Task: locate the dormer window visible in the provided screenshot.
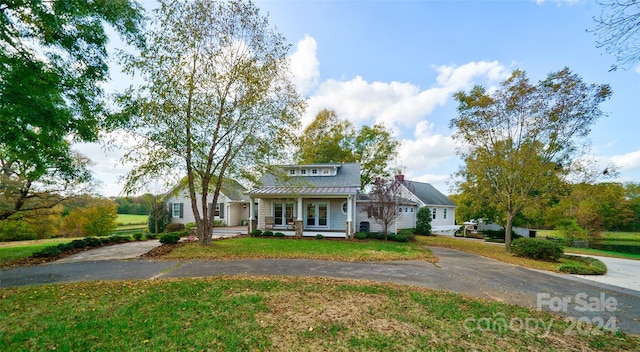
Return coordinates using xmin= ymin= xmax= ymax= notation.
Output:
xmin=323 ymin=168 xmax=329 ymax=175
xmin=289 ymin=169 xmax=295 ymax=175
xmin=312 ymin=169 xmax=318 ymax=175
xmin=301 ymin=169 xmax=307 ymax=175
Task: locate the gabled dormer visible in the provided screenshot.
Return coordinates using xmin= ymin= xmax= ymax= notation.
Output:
xmin=285 ymin=164 xmax=339 ymax=177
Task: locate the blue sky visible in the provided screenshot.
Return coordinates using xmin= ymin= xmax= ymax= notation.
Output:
xmin=88 ymin=0 xmax=640 ymax=196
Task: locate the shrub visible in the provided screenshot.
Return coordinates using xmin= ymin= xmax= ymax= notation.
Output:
xmin=274 ymin=232 xmax=285 ymax=237
xmin=185 ymin=222 xmax=197 ymax=230
xmin=559 ymin=255 xmax=607 ymax=275
xmin=262 ymin=230 xmax=273 ymax=237
xmin=84 ymin=237 xmax=102 ymax=247
xmin=70 ymin=239 xmax=88 ymax=249
xmin=32 ymin=246 xmax=62 ymax=258
xmin=164 ymin=223 xmax=185 ymax=233
xmin=56 ymin=242 xmax=75 ymax=252
xmin=391 ymin=234 xmax=409 ymax=242
xmin=415 ymin=207 xmax=432 ymax=235
xmin=160 ymin=233 xmax=181 ymax=244
xmin=213 ymin=220 xmax=225 ymax=227
xmin=511 ymin=238 xmax=563 ymax=261
xmin=482 ymin=229 xmax=522 ymax=242
xmin=148 ymin=206 xmax=170 ymax=234
xmin=397 ymin=228 xmax=416 ymax=241
xmin=146 ymin=233 xmax=157 ymax=240
xmin=110 ymin=235 xmax=131 ymax=243
xmin=250 ymin=229 xmax=262 ymax=237
xmin=100 ymin=237 xmax=112 ymax=244
xmin=355 ymin=232 xmax=368 ymax=240
xmin=133 ymin=232 xmax=143 ymax=241
xmin=315 ymin=234 xmax=324 ymax=240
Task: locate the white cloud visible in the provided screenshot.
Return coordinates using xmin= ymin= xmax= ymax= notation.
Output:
xmin=289 ymin=35 xmax=320 ymax=95
xmin=611 ymin=150 xmax=640 ymax=172
xmin=302 ymin=61 xmax=509 ymax=130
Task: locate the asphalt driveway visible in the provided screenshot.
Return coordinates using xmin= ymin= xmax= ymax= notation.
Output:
xmin=1 ymin=243 xmax=638 ymax=335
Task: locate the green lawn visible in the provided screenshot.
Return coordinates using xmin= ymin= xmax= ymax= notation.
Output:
xmin=537 ymin=230 xmax=640 ymax=242
xmin=116 ymin=214 xmax=148 ymax=226
xmin=0 ymin=277 xmax=636 ymax=351
xmin=167 ymin=237 xmax=436 ymax=262
xmin=0 ymin=238 xmax=81 ymax=267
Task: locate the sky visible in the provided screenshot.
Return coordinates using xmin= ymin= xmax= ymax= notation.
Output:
xmin=82 ymin=0 xmax=640 ymax=197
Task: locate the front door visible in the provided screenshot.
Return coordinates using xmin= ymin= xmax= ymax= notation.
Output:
xmin=305 ymin=202 xmax=328 ymax=228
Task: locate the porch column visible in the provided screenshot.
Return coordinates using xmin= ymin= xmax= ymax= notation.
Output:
xmin=346 ymin=194 xmax=354 ymax=239
xmin=248 ymin=198 xmax=254 ymax=234
xmin=295 ymin=197 xmax=303 ymax=238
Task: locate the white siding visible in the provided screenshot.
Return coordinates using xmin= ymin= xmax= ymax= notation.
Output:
xmin=166 ymin=190 xmax=238 ymax=225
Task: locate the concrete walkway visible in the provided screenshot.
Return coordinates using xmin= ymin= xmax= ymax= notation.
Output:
xmin=1 ymin=244 xmax=639 ymax=335
xmin=573 ymin=254 xmax=640 ymax=292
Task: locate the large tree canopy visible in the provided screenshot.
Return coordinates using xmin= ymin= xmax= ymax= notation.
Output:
xmin=115 ymin=0 xmax=305 ymax=244
xmin=0 ymin=0 xmax=144 ymax=220
xmin=450 ymin=68 xmax=611 ymax=250
xmin=296 ymin=109 xmax=399 ymax=189
xmin=593 ymin=0 xmax=640 ymax=71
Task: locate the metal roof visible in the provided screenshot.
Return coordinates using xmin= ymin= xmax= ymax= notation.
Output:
xmin=248 ymin=186 xmax=359 ymax=197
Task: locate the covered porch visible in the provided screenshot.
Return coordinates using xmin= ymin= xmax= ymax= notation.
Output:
xmin=247 ymin=190 xmax=359 ymax=239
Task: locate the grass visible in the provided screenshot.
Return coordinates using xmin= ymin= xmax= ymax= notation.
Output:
xmin=0 ymin=277 xmax=636 ymax=351
xmin=537 ymin=230 xmax=640 ymax=242
xmin=564 ymin=247 xmax=640 ymax=260
xmin=416 ymin=236 xmax=606 ymax=273
xmin=0 ymin=238 xmax=82 ymax=267
xmin=167 ymin=237 xmax=436 ymax=262
xmin=116 ymin=214 xmax=148 ymax=226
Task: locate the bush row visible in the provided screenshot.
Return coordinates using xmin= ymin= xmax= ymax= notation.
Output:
xmin=354 ymin=231 xmax=414 ymax=242
xmin=32 ymin=234 xmax=133 ymax=258
xmin=250 ymin=230 xmax=285 ymax=237
xmin=559 ymin=255 xmax=607 ymax=275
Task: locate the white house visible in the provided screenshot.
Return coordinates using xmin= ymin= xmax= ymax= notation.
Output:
xmin=357 ymin=174 xmax=459 ymax=236
xmin=165 ymin=179 xmax=251 ymax=227
xmin=246 ymin=164 xmax=458 ymax=238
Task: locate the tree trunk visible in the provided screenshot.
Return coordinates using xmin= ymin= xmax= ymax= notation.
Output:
xmin=505 ymin=212 xmax=515 ymax=252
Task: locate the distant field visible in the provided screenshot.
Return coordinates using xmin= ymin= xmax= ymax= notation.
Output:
xmin=537 ymin=230 xmax=640 ymax=241
xmin=116 ymin=214 xmax=148 ymax=226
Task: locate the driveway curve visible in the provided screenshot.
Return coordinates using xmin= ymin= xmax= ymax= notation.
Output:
xmin=1 ymin=245 xmax=638 ymax=335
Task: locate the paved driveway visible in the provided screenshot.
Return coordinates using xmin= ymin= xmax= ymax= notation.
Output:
xmin=1 ymin=244 xmax=638 ymax=335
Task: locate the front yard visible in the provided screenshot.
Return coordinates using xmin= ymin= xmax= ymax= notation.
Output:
xmin=1 ymin=277 xmax=637 ymax=351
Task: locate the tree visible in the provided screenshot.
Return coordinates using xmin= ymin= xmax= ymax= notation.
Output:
xmin=0 ymin=0 xmax=144 ymax=221
xmin=415 ymin=207 xmax=432 ymax=235
xmin=592 ymin=0 xmax=640 ymax=71
xmin=363 ymin=177 xmax=404 ymax=240
xmin=296 ymin=109 xmax=399 ymax=189
xmin=115 ymin=0 xmax=305 ymax=244
xmin=144 ymin=193 xmax=169 ymax=234
xmin=450 ymin=68 xmax=611 ymax=251
xmin=82 ymin=199 xmax=118 ymax=237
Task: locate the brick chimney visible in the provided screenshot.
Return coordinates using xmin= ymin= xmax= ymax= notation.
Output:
xmin=395 ymin=174 xmax=404 ymax=183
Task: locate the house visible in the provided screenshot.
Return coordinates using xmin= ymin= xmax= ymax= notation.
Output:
xmin=246 ymin=164 xmax=458 ymax=238
xmin=357 ymin=174 xmax=459 ymax=236
xmin=246 ymin=163 xmax=361 ymax=238
xmin=165 ymin=179 xmax=251 ymax=226
xmin=397 ymin=176 xmax=459 ymax=235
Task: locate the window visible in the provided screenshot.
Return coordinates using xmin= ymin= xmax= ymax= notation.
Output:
xmin=312 ymin=169 xmax=318 ymax=175
xmin=172 ymin=203 xmax=183 ymax=218
xmin=289 ymin=169 xmax=295 ymax=175
xmin=323 ymin=168 xmax=329 ymax=174
xmin=341 ymin=202 xmax=348 ymax=214
xmin=410 ymin=207 xmax=414 ymax=213
xmin=367 ymin=206 xmax=380 ymax=218
xmin=398 ymin=207 xmax=403 ymax=213
xmin=404 ymin=207 xmax=408 ymax=213
xmin=443 ymin=209 xmax=447 ymax=220
xmin=432 ymin=208 xmax=437 ymax=220
xmin=301 ymin=169 xmax=307 ymax=175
